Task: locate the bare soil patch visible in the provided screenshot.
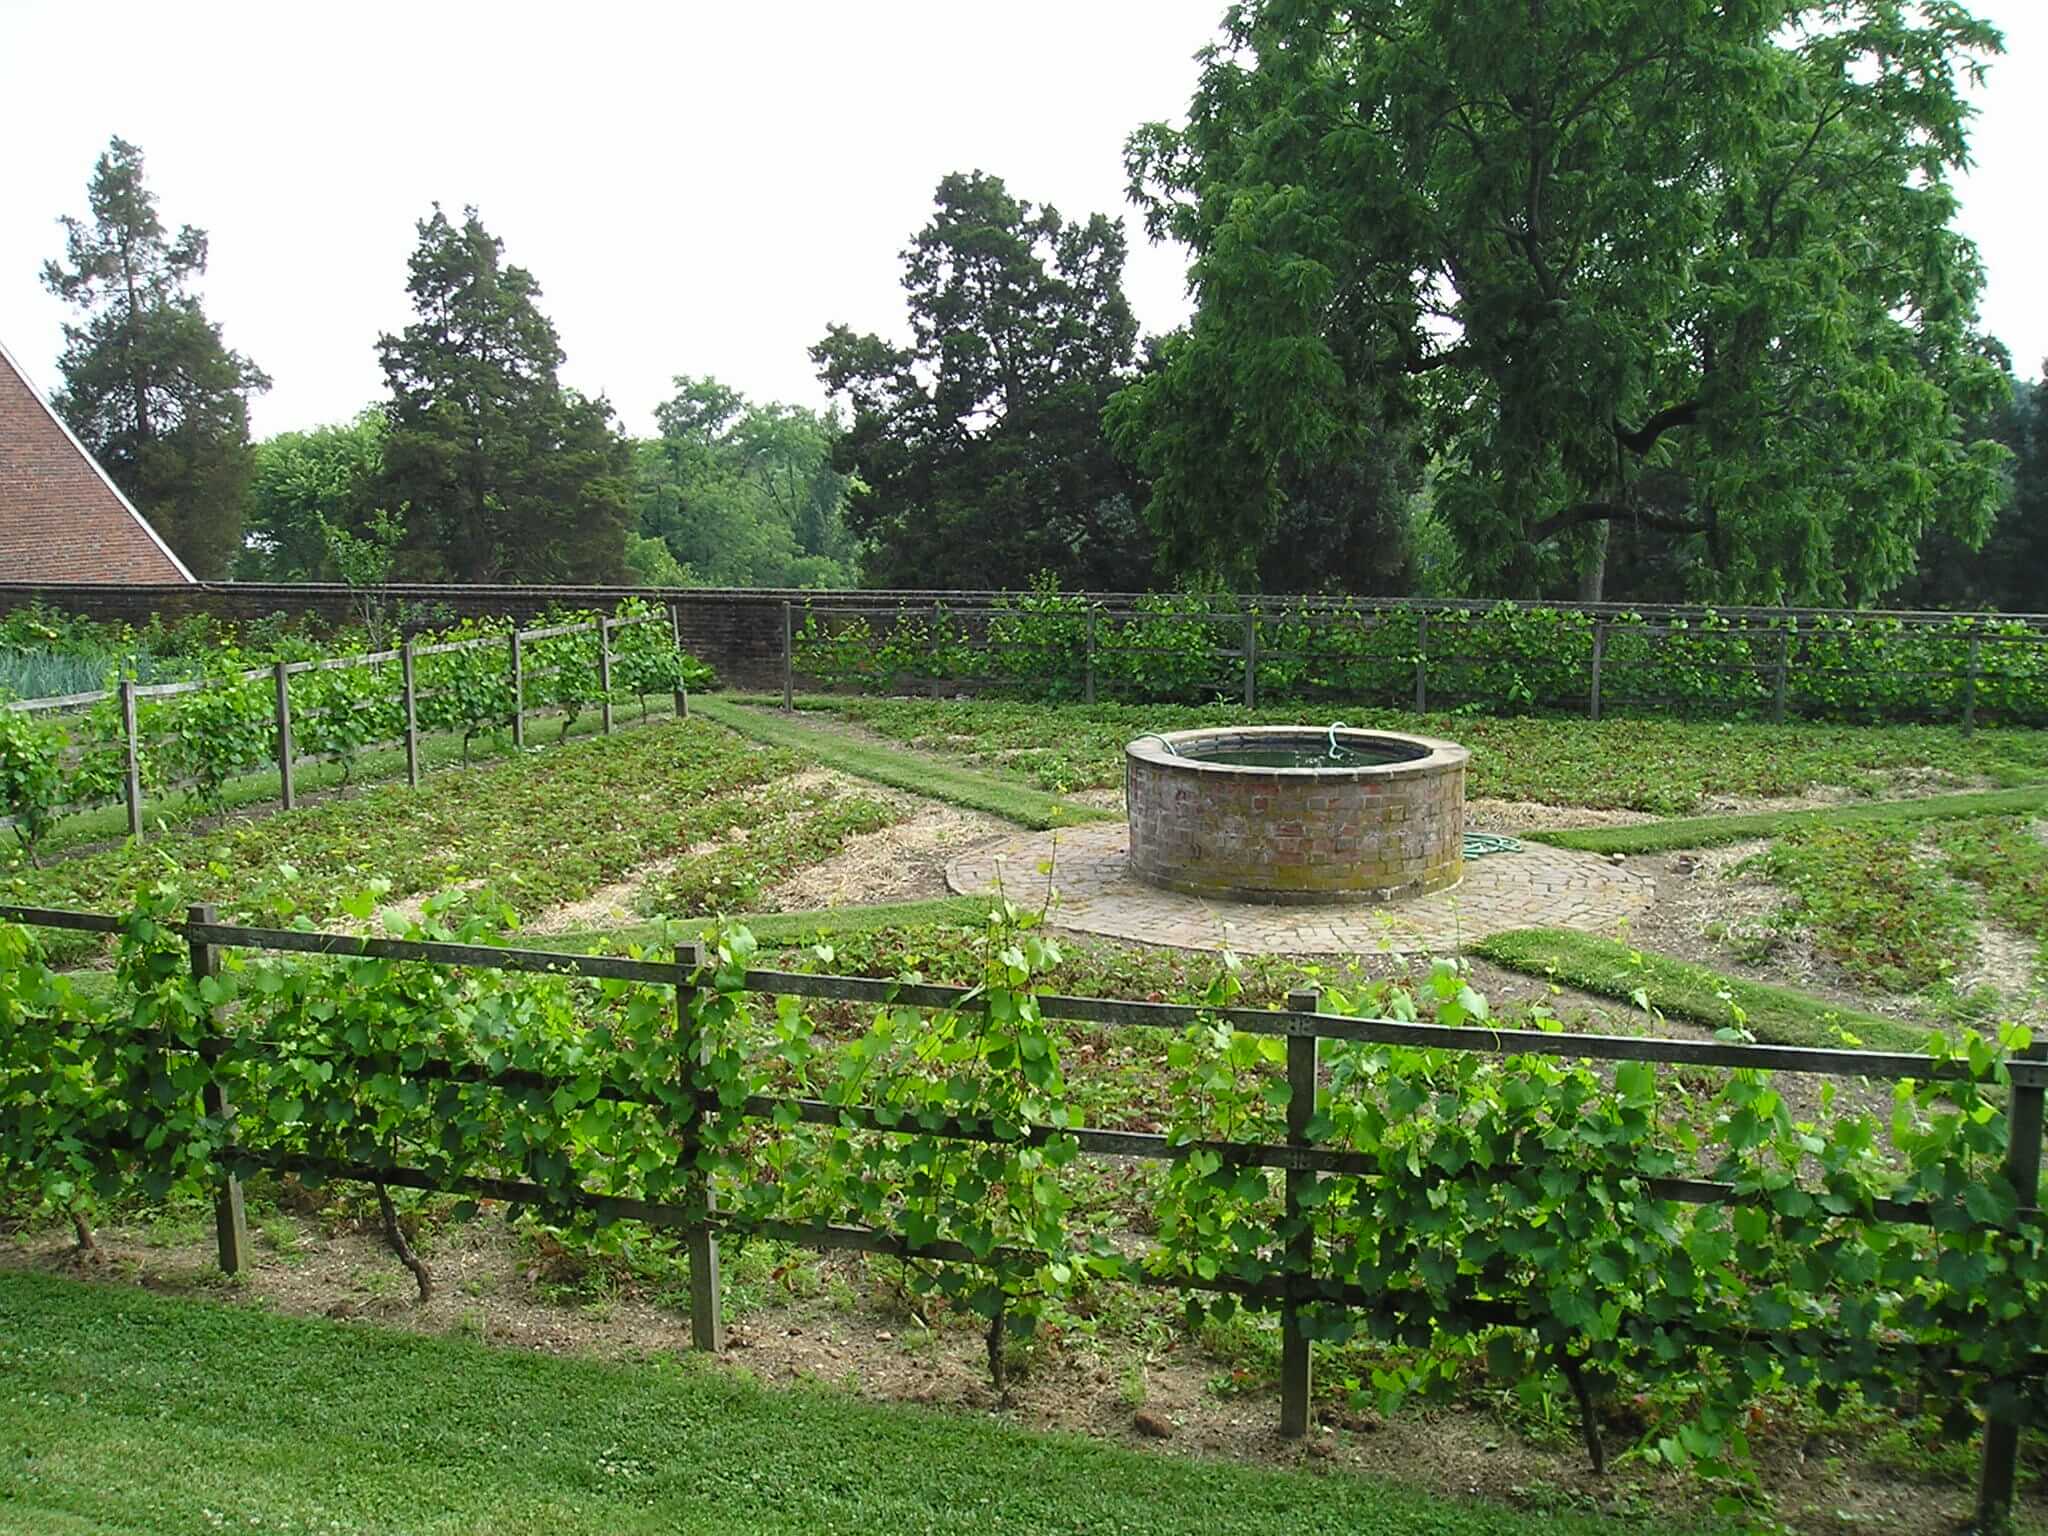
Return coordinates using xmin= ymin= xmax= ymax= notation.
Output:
xmin=1465 ymin=798 xmax=1660 ymax=833
xmin=764 ymin=801 xmax=1013 ymax=910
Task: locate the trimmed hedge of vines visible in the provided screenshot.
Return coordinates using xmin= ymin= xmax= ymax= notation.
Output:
xmin=793 ymin=587 xmax=2048 ymax=726
xmin=0 ymin=600 xmax=711 ymax=860
xmin=4 ymin=898 xmax=2045 ymax=1496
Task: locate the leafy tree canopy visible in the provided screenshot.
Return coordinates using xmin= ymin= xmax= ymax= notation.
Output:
xmin=634 ymin=376 xmax=860 ymax=588
xmin=814 ymin=171 xmax=1154 ymax=590
xmin=1892 ymin=355 xmax=2048 ymax=613
xmin=42 ymin=136 xmax=269 ymax=580
xmin=237 ymin=408 xmax=388 ymax=581
xmin=376 ymin=205 xmax=629 ymax=584
xmin=1112 ymin=0 xmax=2013 ymax=604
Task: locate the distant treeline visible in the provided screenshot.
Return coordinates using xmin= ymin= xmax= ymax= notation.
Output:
xmin=36 ymin=0 xmax=2048 ymax=611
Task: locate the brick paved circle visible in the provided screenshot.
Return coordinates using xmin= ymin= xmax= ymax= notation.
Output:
xmin=947 ymin=822 xmax=1654 ymax=956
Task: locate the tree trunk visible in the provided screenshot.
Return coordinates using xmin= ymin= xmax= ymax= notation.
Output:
xmin=1577 ymin=521 xmax=1609 ymax=603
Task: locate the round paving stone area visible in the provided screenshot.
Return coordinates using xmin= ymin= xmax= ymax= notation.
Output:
xmin=947 ymin=821 xmax=1653 ymax=956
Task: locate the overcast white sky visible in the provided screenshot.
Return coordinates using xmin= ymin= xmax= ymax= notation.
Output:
xmin=2 ymin=0 xmax=2043 ymax=441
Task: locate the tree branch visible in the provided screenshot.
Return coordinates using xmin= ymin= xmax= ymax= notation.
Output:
xmin=1530 ymin=500 xmax=1709 ymax=543
xmin=1401 ymin=345 xmax=1474 ymax=374
xmin=1612 ymin=400 xmax=1701 ymax=455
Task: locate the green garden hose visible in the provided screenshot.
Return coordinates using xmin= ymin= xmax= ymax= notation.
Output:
xmin=1463 ymin=832 xmax=1524 ymax=859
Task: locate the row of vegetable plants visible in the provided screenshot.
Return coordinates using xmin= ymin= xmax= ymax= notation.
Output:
xmin=3 ymin=896 xmax=2044 ymax=1510
xmin=0 ymin=600 xmax=712 ymax=862
xmin=792 ymin=588 xmax=2048 ymax=725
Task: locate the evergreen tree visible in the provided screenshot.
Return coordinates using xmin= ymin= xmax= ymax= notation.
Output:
xmin=375 ymin=206 xmax=629 ymax=583
xmin=813 ymin=172 xmax=1152 ymax=590
xmin=41 ymin=136 xmax=269 ymax=579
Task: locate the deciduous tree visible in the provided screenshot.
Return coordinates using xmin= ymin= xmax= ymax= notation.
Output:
xmin=42 ymin=136 xmax=269 ymax=579
xmin=634 ymin=376 xmax=859 ymax=588
xmin=238 ymin=408 xmax=388 ymax=581
xmin=1113 ymin=0 xmax=2012 ymax=604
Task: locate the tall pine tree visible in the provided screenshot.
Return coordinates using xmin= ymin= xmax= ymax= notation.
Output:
xmin=42 ymin=137 xmax=269 ymax=579
xmin=376 ymin=206 xmax=628 ymax=583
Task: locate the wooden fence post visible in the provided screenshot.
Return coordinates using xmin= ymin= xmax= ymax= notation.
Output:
xmin=1773 ymin=627 xmax=1790 ymax=725
xmin=1244 ymin=610 xmax=1259 ymax=708
xmin=1280 ymin=987 xmax=1321 ymax=1439
xmin=1084 ymin=603 xmax=1097 ymax=706
xmin=1963 ymin=632 xmax=1982 ymax=737
xmin=119 ymin=679 xmax=144 ymax=842
xmin=273 ymin=661 xmax=295 ymax=811
xmin=510 ymin=630 xmax=526 ymax=750
xmin=188 ymin=902 xmax=249 ymax=1277
xmin=782 ymin=601 xmax=795 ymax=713
xmin=676 ymin=942 xmax=724 ymax=1352
xmin=1588 ymin=622 xmax=1605 ymax=722
xmin=400 ymin=640 xmax=421 ymax=788
xmin=598 ymin=619 xmax=615 ymax=736
xmin=1414 ymin=613 xmax=1429 ymax=714
xmin=669 ymin=603 xmax=690 ymax=719
xmin=1975 ymin=1040 xmax=2047 ymax=1531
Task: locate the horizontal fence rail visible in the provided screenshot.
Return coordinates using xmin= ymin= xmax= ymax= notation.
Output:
xmin=4 ymin=896 xmax=2045 ymax=1519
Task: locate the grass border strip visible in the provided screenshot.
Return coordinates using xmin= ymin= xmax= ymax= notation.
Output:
xmin=1470 ymin=925 xmax=1926 ymax=1053
xmin=1528 ymin=786 xmax=2048 ymax=855
xmin=0 ymin=1270 xmax=1716 ymax=1536
xmin=693 ymin=695 xmax=1113 ymax=831
xmin=530 ymin=895 xmax=1003 ymax=954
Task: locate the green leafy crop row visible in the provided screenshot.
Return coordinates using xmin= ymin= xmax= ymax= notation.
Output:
xmin=795 ymin=589 xmax=2048 ymax=727
xmin=0 ymin=600 xmax=713 ymax=859
xmin=6 ymin=899 xmax=2046 ymax=1493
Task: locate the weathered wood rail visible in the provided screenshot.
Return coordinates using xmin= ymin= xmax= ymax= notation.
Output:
xmin=3 ymin=899 xmax=2042 ymax=1527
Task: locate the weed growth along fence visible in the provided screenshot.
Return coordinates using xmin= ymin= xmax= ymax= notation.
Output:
xmin=5 ymin=899 xmax=2048 ymax=1528
xmin=0 ymin=602 xmax=707 ymax=859
xmin=784 ymin=592 xmax=2048 ymax=729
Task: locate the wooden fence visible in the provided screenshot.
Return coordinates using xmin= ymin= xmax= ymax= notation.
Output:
xmin=4 ymin=900 xmax=2044 ymax=1526
xmin=782 ymin=597 xmax=2048 ymax=729
xmin=3 ymin=611 xmax=686 ymax=839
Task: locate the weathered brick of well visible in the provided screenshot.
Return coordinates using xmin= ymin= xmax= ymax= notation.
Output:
xmin=1125 ymin=729 xmax=1467 ymax=904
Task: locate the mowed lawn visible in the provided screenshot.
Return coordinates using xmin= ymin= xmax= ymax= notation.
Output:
xmin=0 ymin=1272 xmax=1703 ymax=1536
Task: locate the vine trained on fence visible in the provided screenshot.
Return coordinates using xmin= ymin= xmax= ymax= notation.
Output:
xmin=0 ymin=600 xmax=711 ymax=860
xmin=788 ymin=588 xmax=2048 ymax=729
xmin=3 ymin=896 xmax=2046 ymax=1527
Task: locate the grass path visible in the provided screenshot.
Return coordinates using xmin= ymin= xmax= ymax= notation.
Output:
xmin=1527 ymin=786 xmax=2048 ymax=855
xmin=0 ymin=1271 xmax=1704 ymax=1536
xmin=532 ymin=894 xmax=1005 ymax=955
xmin=694 ymin=696 xmax=1114 ymax=831
xmin=1471 ymin=928 xmax=1927 ymax=1051
xmin=770 ymin=695 xmax=2048 ymax=813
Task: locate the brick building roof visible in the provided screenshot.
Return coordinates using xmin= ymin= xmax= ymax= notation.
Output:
xmin=0 ymin=337 xmax=193 ymax=583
